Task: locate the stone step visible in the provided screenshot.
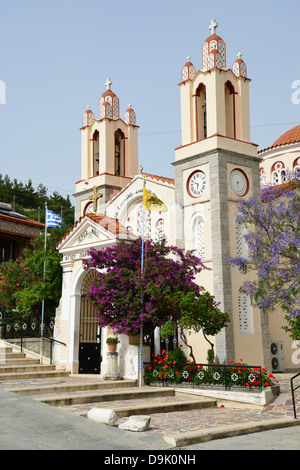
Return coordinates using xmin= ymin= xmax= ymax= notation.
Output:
xmin=0 ymin=370 xmax=70 ymax=381
xmin=0 ymin=357 xmax=40 ymax=366
xmin=33 ymin=387 xmax=176 ymax=407
xmin=0 ymin=364 xmax=56 ymax=374
xmin=70 ymin=395 xmax=217 ymax=418
xmin=0 ymin=346 xmax=13 ymax=353
xmin=111 ymin=397 xmax=217 ymax=418
xmin=0 ymin=352 xmax=27 ymax=359
xmin=9 ymin=379 xmax=137 ymax=396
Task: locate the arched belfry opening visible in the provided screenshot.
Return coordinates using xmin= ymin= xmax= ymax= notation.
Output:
xmin=78 ymin=270 xmax=101 ymax=374
xmin=92 ymin=130 xmax=99 ymax=176
xmin=114 ymin=128 xmax=125 ymax=176
xmin=195 ymin=83 xmax=207 ymax=140
xmin=225 ymin=80 xmax=236 ymax=139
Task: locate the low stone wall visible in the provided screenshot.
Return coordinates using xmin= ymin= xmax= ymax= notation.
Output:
xmin=175 ymin=385 xmax=280 ymax=407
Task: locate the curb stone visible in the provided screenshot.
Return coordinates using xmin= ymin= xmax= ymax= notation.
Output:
xmin=163 ymin=417 xmax=300 ymax=447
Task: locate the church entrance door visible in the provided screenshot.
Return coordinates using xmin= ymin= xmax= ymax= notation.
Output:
xmin=78 ymin=270 xmax=101 ymax=374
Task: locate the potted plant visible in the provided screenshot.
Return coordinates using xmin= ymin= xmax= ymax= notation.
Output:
xmin=106 ymin=336 xmax=120 ymax=352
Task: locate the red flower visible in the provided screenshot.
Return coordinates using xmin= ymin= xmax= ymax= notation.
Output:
xmin=162 ymin=349 xmax=166 ymax=354
xmin=179 ymin=344 xmax=183 ymax=348
xmin=265 ymin=382 xmax=270 ymax=387
xmin=164 ymin=365 xmax=168 ymax=369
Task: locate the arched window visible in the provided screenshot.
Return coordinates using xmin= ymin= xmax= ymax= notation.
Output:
xmin=155 ymin=218 xmax=165 ymax=241
xmin=92 ymin=130 xmax=99 ymax=176
xmin=293 ymin=157 xmax=300 ymax=177
xmin=238 ymin=288 xmax=254 ymax=334
xmin=234 ymin=213 xmax=248 ymax=258
xmin=191 ymin=214 xmax=205 ymax=259
xmin=225 ymin=81 xmax=236 ymax=139
xmin=136 ymin=203 xmax=151 ymax=239
xmin=195 ymin=83 xmax=207 ymax=140
xmin=260 ymin=168 xmax=266 ymax=187
xmin=202 ymin=42 xmax=209 ymax=71
xmin=271 ymin=162 xmax=286 ymax=185
xmin=114 ymin=129 xmax=125 ymax=176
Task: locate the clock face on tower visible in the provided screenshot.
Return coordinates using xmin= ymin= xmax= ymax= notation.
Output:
xmin=187 ymin=170 xmax=206 ymax=197
xmin=229 ymin=169 xmax=248 ymax=196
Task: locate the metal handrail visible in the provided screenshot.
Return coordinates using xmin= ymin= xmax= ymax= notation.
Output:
xmin=0 ymin=318 xmax=66 ymax=364
xmin=291 ymin=372 xmax=300 ymax=419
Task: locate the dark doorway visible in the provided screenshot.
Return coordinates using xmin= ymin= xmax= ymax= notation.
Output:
xmin=78 ymin=270 xmax=101 ymax=374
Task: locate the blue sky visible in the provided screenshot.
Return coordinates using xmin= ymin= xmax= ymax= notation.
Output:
xmin=0 ymin=0 xmax=299 ymax=202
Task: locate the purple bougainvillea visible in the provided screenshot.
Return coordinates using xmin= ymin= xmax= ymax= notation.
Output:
xmin=83 ymin=238 xmax=211 ymax=336
xmin=227 ymin=175 xmax=300 ymax=340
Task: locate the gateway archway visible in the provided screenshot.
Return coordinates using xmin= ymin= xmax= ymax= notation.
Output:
xmin=78 ymin=270 xmax=101 ymax=374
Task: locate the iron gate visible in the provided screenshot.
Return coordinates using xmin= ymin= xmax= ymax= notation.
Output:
xmin=79 ymin=270 xmax=101 ymax=374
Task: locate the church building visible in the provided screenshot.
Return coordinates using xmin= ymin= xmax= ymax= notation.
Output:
xmin=54 ymin=20 xmax=299 ymax=379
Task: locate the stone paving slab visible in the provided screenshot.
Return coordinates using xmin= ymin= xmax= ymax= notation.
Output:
xmin=0 ymin=362 xmax=299 ymax=449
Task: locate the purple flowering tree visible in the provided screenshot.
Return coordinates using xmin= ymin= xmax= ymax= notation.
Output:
xmin=227 ymin=177 xmax=300 ymax=340
xmin=83 ymin=238 xmax=227 ymax=339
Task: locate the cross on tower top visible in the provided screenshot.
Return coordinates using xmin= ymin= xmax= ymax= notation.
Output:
xmin=105 ymin=77 xmax=112 ymax=90
xmin=209 ymin=19 xmax=218 ymax=35
xmin=237 ymin=52 xmax=242 ymax=59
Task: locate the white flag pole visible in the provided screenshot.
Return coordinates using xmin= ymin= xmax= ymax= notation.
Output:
xmin=139 ymin=178 xmax=146 ymax=387
xmin=40 ymin=203 xmax=47 ymax=364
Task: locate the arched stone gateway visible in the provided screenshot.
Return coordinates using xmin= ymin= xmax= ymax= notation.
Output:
xmin=78 ymin=270 xmax=101 ymax=374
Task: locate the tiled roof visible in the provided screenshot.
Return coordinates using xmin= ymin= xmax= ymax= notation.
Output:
xmin=142 ymin=173 xmax=174 ymax=185
xmin=86 ymin=213 xmax=128 ymax=234
xmin=0 ymin=211 xmax=45 ymax=228
xmin=259 ymin=125 xmax=300 ymax=154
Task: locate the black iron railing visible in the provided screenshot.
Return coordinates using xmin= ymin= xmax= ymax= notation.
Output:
xmin=0 ymin=317 xmax=66 ymax=364
xmin=291 ymin=372 xmax=300 ymax=419
xmin=144 ymin=362 xmax=264 ymax=392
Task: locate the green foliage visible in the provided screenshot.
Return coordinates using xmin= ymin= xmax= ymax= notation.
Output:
xmin=174 ymin=291 xmax=230 ymax=336
xmin=166 ymin=346 xmax=187 ymax=364
xmin=206 ymin=348 xmax=214 ymax=364
xmin=0 ymin=174 xmax=74 ymax=227
xmin=106 ymin=337 xmax=120 ymax=344
xmin=0 ymin=228 xmax=66 ymax=323
xmin=160 ymin=320 xmax=175 ymax=340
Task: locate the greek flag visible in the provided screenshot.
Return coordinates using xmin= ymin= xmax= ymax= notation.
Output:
xmin=46 ymin=209 xmax=63 ymax=228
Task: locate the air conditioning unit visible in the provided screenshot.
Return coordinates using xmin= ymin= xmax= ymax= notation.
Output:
xmin=270 ymin=341 xmax=285 ymax=372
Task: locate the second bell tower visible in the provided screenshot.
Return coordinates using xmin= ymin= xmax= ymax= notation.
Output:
xmin=74 ymin=79 xmax=139 ymax=219
xmin=173 ymin=20 xmax=269 ymax=367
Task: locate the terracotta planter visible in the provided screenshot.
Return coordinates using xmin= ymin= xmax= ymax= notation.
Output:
xmin=107 ymin=343 xmax=117 ymax=352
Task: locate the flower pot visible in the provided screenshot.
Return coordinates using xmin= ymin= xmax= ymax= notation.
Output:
xmin=107 ymin=343 xmax=117 ymax=352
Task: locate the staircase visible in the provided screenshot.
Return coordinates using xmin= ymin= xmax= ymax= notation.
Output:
xmin=0 ymin=341 xmax=69 ymax=381
xmin=0 ymin=341 xmax=217 ymax=418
